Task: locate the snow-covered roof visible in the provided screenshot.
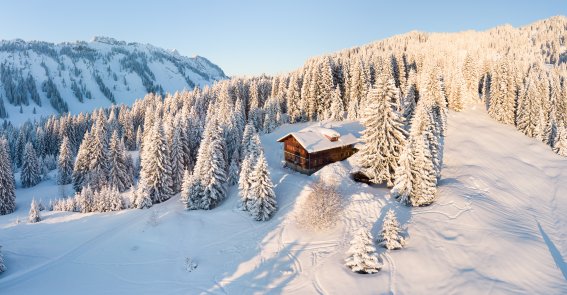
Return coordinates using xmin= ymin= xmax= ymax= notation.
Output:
xmin=277 ymin=122 xmax=361 ymax=153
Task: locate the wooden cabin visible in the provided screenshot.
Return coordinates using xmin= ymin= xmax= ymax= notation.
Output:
xmin=277 ymin=125 xmax=361 ymax=175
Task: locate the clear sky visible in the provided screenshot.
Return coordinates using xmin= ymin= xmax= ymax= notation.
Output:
xmin=0 ymin=0 xmax=565 ymax=76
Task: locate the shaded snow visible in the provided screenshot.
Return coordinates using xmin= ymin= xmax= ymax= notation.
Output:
xmin=1 ymin=109 xmax=567 ymax=294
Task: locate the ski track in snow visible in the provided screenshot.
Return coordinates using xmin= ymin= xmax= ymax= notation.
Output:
xmin=383 ymin=252 xmax=396 ymax=295
xmin=1 ymin=211 xmax=142 ymax=291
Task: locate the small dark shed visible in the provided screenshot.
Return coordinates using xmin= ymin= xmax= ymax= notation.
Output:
xmin=277 ymin=125 xmax=361 ymax=175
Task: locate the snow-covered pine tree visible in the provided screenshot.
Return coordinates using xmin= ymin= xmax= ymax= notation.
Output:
xmin=86 ymin=118 xmax=110 ymax=191
xmin=0 ymin=138 xmax=16 ymax=215
xmin=488 ymin=59 xmax=516 ymax=125
xmin=358 ymin=74 xmax=407 ymax=187
xmin=0 ymin=245 xmax=6 ymax=273
xmin=77 ymin=185 xmax=94 ymax=213
xmin=181 ymin=171 xmax=203 ymax=210
xmin=57 ymin=136 xmax=73 ymax=185
xmin=516 ymin=74 xmax=541 ymax=138
xmin=28 ymin=198 xmax=41 ymax=223
xmin=401 ymin=75 xmax=417 ymax=129
xmin=329 ymin=86 xmax=344 ymax=121
xmin=379 ymin=209 xmax=406 ymax=250
xmin=317 ymin=57 xmax=335 ymax=119
xmin=184 ymin=116 xmax=227 ymax=210
xmin=553 ymin=122 xmax=567 ymax=156
xmin=180 ymin=169 xmax=192 ymax=203
xmin=263 ymin=97 xmax=280 ymax=133
xmin=169 ymin=126 xmax=185 ymax=194
xmin=108 ymin=131 xmax=133 ymax=192
xmin=409 ymin=134 xmax=437 ymax=206
xmin=240 ymin=123 xmax=255 ymax=160
xmin=390 ymin=140 xmax=413 ymax=205
xmin=140 ymin=121 xmax=174 ymax=204
xmin=227 ymin=149 xmax=240 ymax=186
xmin=21 ymin=142 xmax=41 ymax=188
xmin=238 ymin=155 xmax=254 ymax=210
xmin=135 ymin=127 xmax=143 ymax=150
xmin=199 ymin=119 xmax=227 ymax=210
xmin=409 ymin=95 xmax=443 ymax=180
xmin=247 ymin=152 xmax=277 ymax=221
xmin=133 ymin=182 xmax=153 ymax=209
xmin=286 ymin=74 xmax=302 ymax=123
xmin=345 ymin=228 xmax=382 ymax=274
xmin=72 ymin=130 xmax=92 ymax=192
xmin=95 ymin=185 xmax=123 ymax=212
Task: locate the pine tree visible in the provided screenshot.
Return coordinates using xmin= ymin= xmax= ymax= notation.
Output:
xmin=286 ymin=74 xmax=302 ymax=123
xmin=133 ymin=182 xmax=153 ymax=209
xmin=169 ymin=126 xmax=185 ymax=193
xmin=182 ymin=172 xmax=203 ymax=210
xmin=358 ymin=75 xmax=407 ymax=187
xmin=238 ymin=155 xmax=254 ymax=210
xmin=180 ymin=169 xmax=192 ymax=203
xmin=72 ymin=131 xmax=92 ymax=192
xmin=240 ymin=123 xmax=256 ymax=161
xmin=390 ymin=141 xmax=413 ymax=205
xmin=77 ymin=185 xmax=94 ymax=213
xmin=28 ymin=198 xmax=41 ymax=223
xmin=57 ymin=136 xmax=73 ymax=185
xmin=379 ymin=209 xmax=405 ymax=250
xmin=140 ymin=121 xmax=174 ymax=204
xmin=409 ymin=134 xmax=437 ymax=206
xmin=185 ymin=117 xmax=227 ymax=210
xmin=553 ymin=122 xmax=567 ymax=157
xmin=488 ymin=60 xmax=516 ymax=125
xmin=345 ymin=228 xmax=382 ymax=274
xmin=94 ymin=185 xmax=123 ymax=212
xmin=87 ymin=119 xmax=110 ymax=191
xmin=247 ymin=152 xmax=277 ymax=221
xmin=0 ymin=245 xmax=6 ymax=273
xmin=199 ymin=120 xmax=227 ymax=209
xmin=135 ymin=127 xmax=143 ymax=150
xmin=0 ymin=138 xmax=16 ymax=215
xmin=21 ymin=142 xmax=41 ymax=188
xmin=329 ymin=86 xmax=344 ymax=121
xmin=108 ymin=131 xmax=133 ymax=192
xmin=517 ymin=73 xmax=542 ymax=138
xmin=401 ymin=80 xmax=417 ymax=129
xmin=227 ymin=150 xmax=240 ymax=186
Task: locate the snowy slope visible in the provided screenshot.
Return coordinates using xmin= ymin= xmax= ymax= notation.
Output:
xmin=1 ymin=107 xmax=567 ymax=294
xmin=0 ymin=37 xmax=226 ymax=124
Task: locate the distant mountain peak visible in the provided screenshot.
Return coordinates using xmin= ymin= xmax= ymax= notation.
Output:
xmin=0 ymin=37 xmax=227 ymax=124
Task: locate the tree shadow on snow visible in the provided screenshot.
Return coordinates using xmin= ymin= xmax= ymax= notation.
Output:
xmin=206 ymin=240 xmax=307 ymax=294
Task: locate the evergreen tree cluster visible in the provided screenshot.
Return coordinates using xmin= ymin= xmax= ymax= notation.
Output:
xmin=0 ymin=138 xmax=16 ymax=215
xmin=51 ymin=184 xmax=124 ymax=213
xmin=1 ymin=16 xmax=567 ymax=217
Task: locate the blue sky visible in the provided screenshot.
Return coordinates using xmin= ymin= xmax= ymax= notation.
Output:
xmin=0 ymin=0 xmax=565 ymax=76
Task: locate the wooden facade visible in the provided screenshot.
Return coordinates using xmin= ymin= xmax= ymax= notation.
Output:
xmin=279 ymin=135 xmax=357 ymax=175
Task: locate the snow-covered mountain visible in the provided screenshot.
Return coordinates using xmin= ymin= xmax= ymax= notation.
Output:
xmin=0 ymin=36 xmax=226 ymax=124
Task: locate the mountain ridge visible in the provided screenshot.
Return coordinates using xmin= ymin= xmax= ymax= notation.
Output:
xmin=0 ymin=36 xmax=227 ymax=124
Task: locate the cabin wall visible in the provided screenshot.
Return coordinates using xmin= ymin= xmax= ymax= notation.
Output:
xmin=283 ymin=137 xmax=310 ymax=170
xmin=309 ymin=145 xmax=357 ymax=171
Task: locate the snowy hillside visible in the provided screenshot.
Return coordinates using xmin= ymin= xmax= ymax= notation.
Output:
xmin=1 ymin=107 xmax=566 ymax=294
xmin=0 ymin=36 xmax=226 ymax=124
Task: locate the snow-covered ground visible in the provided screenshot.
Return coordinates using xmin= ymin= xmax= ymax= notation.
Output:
xmin=1 ymin=107 xmax=567 ymax=294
